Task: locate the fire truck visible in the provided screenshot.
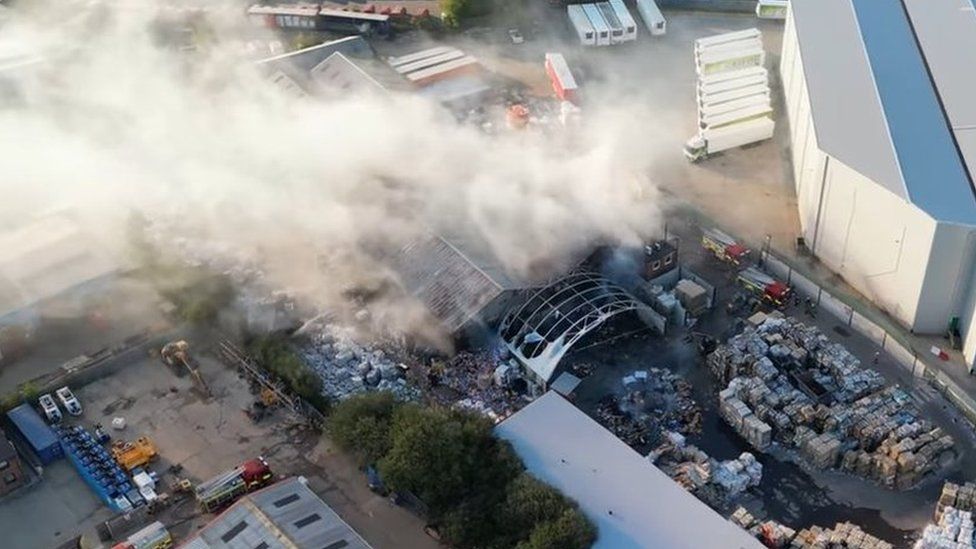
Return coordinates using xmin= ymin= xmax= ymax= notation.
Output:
xmin=737 ymin=267 xmax=791 ymax=307
xmin=195 ymin=457 xmax=274 ymax=512
xmin=702 ymin=228 xmax=750 ymax=265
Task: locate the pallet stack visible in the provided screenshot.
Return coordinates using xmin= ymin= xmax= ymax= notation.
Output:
xmin=708 ymin=315 xmax=955 ymax=489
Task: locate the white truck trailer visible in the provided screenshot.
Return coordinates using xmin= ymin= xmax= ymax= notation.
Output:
xmin=583 ymin=4 xmax=611 ymax=46
xmin=757 ymin=0 xmax=789 ymax=20
xmin=698 ymin=66 xmax=767 ymax=86
xmin=635 ymin=0 xmax=666 ymax=35
xmin=698 ymin=73 xmax=769 ymax=95
xmin=699 ymin=83 xmax=770 ymax=106
xmin=699 ymin=93 xmax=771 ymax=119
xmin=696 ymin=45 xmax=765 ymax=75
xmin=694 ymin=28 xmax=761 ymax=51
xmin=608 ymin=0 xmax=638 ymax=42
xmin=699 ymin=103 xmax=773 ymax=130
xmin=567 ymin=4 xmax=596 ymax=46
xmin=597 ymin=2 xmax=625 ymax=44
xmin=684 ymin=117 xmax=775 ymax=162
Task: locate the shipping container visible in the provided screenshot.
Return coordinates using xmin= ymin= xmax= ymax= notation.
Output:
xmin=696 ymin=46 xmax=765 ymax=76
xmin=696 ymin=38 xmax=764 ymax=59
xmin=699 ymin=94 xmax=771 ymax=120
xmin=582 ymin=4 xmax=611 ymax=46
xmin=608 ymin=0 xmax=638 ymax=42
xmin=699 ymin=103 xmax=773 ymax=130
xmin=545 ymin=53 xmax=579 ymax=104
xmin=698 ymin=73 xmax=769 ymax=96
xmin=695 ymin=28 xmax=761 ymax=51
xmin=388 ymin=46 xmax=455 ymax=68
xmin=393 ymin=50 xmax=466 ymax=75
xmin=567 ymin=5 xmax=596 ymax=46
xmin=405 ymin=56 xmax=479 ymax=86
xmin=757 ymin=0 xmax=789 ymax=20
xmin=698 ymin=66 xmax=767 ymax=86
xmin=699 ymin=83 xmax=770 ymax=106
xmin=597 ymin=2 xmax=625 ymax=43
xmin=6 ymin=403 xmax=63 ymax=464
xmin=636 ymin=0 xmax=666 ymax=36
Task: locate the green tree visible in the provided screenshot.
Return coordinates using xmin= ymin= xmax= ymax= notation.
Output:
xmin=516 ymin=509 xmax=597 ymax=549
xmin=438 ymin=0 xmax=490 ymax=28
xmin=248 ymin=336 xmax=328 ymax=412
xmin=328 ymin=392 xmax=400 ymax=464
xmin=378 ymin=406 xmax=522 ymax=517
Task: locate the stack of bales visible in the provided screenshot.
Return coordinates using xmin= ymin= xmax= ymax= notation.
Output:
xmin=915 ymin=507 xmax=974 ymax=549
xmin=790 ymin=522 xmax=892 ymax=549
xmin=937 ymin=482 xmax=976 ymax=521
xmin=708 ymin=315 xmax=954 ymax=489
xmin=719 ymin=387 xmax=772 ymax=450
xmin=713 ymin=452 xmax=763 ymax=497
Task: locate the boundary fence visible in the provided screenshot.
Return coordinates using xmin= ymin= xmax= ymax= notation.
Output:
xmin=760 ymin=250 xmax=976 ymax=426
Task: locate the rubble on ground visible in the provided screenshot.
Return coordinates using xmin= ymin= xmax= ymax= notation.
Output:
xmin=708 ymin=315 xmax=954 ymax=489
xmin=595 ymin=368 xmax=702 ymax=451
xmin=651 ymin=431 xmax=761 ymax=503
xmin=297 ymin=322 xmax=422 ymax=402
xmin=422 ymin=351 xmax=527 ymax=422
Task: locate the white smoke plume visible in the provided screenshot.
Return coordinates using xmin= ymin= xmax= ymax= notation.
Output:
xmin=0 ymin=1 xmax=663 ymax=340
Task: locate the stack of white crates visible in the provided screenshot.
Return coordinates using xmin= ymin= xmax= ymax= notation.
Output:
xmin=566 ymin=1 xmax=637 ymax=46
xmin=684 ymin=28 xmax=775 ymax=161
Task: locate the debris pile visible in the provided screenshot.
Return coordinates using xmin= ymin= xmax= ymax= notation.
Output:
xmin=596 ymin=369 xmax=702 ymax=450
xmin=937 ymin=482 xmax=976 ymax=521
xmin=915 ymin=507 xmax=974 ymax=549
xmin=731 ymin=508 xmax=796 ymax=548
xmin=651 ymin=432 xmax=762 ymax=502
xmin=708 ymin=315 xmax=954 ymax=489
xmin=790 ymin=522 xmax=893 ymax=549
xmin=423 ymin=351 xmax=526 ymax=421
xmin=298 ymin=324 xmax=421 ymax=402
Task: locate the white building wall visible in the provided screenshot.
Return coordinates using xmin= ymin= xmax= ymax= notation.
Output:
xmin=916 ymin=224 xmax=976 ymax=334
xmin=781 ymin=8 xmax=826 ymax=248
xmin=813 ymin=159 xmax=935 ymax=328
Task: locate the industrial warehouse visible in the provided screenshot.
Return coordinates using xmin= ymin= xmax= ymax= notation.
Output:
xmin=782 ymin=0 xmax=976 ymax=369
xmin=1 ymin=1 xmax=976 ymax=549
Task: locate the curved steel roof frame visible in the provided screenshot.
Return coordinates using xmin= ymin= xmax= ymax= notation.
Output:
xmin=500 ymin=272 xmax=652 ymax=383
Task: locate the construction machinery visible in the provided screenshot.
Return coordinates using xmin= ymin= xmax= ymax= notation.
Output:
xmin=195 ymin=457 xmax=274 ymax=512
xmin=160 ymin=340 xmax=211 ymax=397
xmin=737 ymin=267 xmax=791 ymax=307
xmin=702 ymin=228 xmax=750 ymax=265
xmin=112 ymin=436 xmax=158 ymax=471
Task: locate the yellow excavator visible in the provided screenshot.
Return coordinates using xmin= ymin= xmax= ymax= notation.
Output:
xmin=160 ymin=340 xmax=211 ymax=397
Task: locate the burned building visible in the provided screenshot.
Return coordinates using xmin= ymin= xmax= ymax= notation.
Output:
xmin=0 ymin=436 xmax=26 ymax=497
xmin=643 ymin=239 xmax=678 ymax=280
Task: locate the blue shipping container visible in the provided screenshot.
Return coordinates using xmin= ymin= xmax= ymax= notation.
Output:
xmin=6 ymin=403 xmax=63 ymax=464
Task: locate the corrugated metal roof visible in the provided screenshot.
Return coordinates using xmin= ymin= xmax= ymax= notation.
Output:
xmin=310 ymin=52 xmax=398 ymax=94
xmin=256 ymin=36 xmax=374 ymax=73
xmin=6 ymin=404 xmax=59 ymax=451
xmin=0 ymin=214 xmax=119 ymax=319
xmin=181 ymin=477 xmax=371 ymax=549
xmin=389 ymin=235 xmax=510 ymax=331
xmin=495 ymin=392 xmax=765 ymax=549
xmin=791 ymin=0 xmax=976 ymax=225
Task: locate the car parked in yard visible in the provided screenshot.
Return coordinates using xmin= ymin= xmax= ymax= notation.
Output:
xmin=38 ymin=394 xmax=62 ymax=423
xmin=56 ymin=386 xmax=82 ymax=416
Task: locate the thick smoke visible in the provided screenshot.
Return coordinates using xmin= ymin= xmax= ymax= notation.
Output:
xmin=0 ymin=2 xmax=662 ymax=340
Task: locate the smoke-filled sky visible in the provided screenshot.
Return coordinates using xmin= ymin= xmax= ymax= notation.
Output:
xmin=0 ymin=1 xmax=664 ymax=334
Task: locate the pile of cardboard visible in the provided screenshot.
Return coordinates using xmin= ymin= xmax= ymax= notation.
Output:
xmin=915 ymin=506 xmax=974 ymax=549
xmin=708 ymin=315 xmax=954 ymax=489
xmin=937 ymin=482 xmax=976 ymax=521
xmin=790 ymin=522 xmax=892 ymax=549
xmin=651 ymin=433 xmax=761 ymax=501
